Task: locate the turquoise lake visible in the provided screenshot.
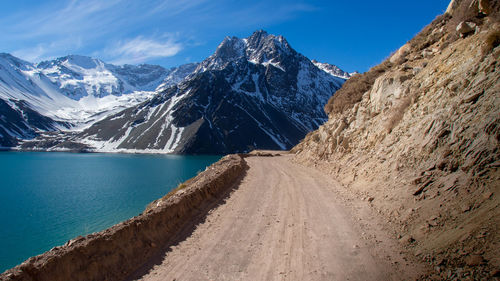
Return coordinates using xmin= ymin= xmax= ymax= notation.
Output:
xmin=0 ymin=151 xmax=221 ymax=272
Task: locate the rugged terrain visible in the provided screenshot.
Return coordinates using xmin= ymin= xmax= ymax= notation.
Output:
xmin=293 ymin=0 xmax=500 ymax=279
xmin=3 ymin=0 xmax=498 ymax=280
xmin=1 ymin=31 xmax=349 ymax=153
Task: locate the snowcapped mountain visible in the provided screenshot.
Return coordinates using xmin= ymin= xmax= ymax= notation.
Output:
xmin=155 ymin=63 xmax=199 ymax=92
xmin=0 ymin=53 xmax=196 ymax=146
xmin=74 ymin=30 xmax=347 ymax=154
xmin=0 ymin=53 xmax=74 ymax=146
xmin=1 ymin=31 xmax=349 ymax=152
xmin=37 ymin=55 xmax=176 ymax=100
xmin=311 ymin=60 xmax=351 ymax=79
xmin=0 ymin=53 xmax=77 ymax=115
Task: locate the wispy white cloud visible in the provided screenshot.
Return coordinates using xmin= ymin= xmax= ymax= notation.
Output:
xmin=11 ymin=37 xmax=83 ymax=62
xmin=2 ymin=0 xmax=124 ymax=40
xmin=1 ymin=0 xmax=316 ymax=65
xmin=1 ymin=0 xmax=127 ymax=61
xmin=101 ymin=35 xmax=183 ymax=65
xmin=11 ymin=45 xmax=47 ymax=63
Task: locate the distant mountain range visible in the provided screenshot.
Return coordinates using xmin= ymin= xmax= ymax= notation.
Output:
xmin=0 ymin=30 xmax=350 ymax=153
xmin=0 ymin=53 xmax=196 ymax=147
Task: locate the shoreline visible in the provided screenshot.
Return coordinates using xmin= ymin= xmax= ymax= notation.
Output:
xmin=0 ymin=153 xmax=248 ymax=281
xmin=0 ymin=147 xmax=230 ymax=156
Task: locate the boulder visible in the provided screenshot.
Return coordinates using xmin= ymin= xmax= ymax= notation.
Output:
xmin=390 ymin=43 xmax=411 ymax=64
xmin=456 ymin=21 xmax=477 ymax=37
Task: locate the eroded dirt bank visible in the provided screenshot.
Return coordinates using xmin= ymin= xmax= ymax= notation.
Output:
xmin=130 ymin=154 xmax=425 ymax=281
xmin=293 ymin=0 xmax=500 ymax=279
xmin=0 ymin=154 xmax=247 ymax=281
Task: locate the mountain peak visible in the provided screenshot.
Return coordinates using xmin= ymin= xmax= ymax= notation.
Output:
xmin=196 ymin=30 xmax=295 ymax=73
xmin=75 ymin=28 xmax=345 ymax=154
xmin=36 ymin=54 xmax=104 ymax=70
xmin=245 ymin=30 xmax=290 ymax=51
xmin=214 ymin=36 xmax=246 ymax=61
xmin=244 ymin=30 xmax=292 ymax=69
xmin=248 ymin=29 xmax=269 ymax=40
xmin=61 ymin=55 xmax=104 ymax=69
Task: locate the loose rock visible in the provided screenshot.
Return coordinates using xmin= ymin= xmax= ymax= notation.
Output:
xmin=464 ymin=255 xmax=484 ymax=266
xmin=456 ymin=21 xmax=477 ymax=37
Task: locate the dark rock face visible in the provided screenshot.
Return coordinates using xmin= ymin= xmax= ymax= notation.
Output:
xmin=0 ymin=99 xmax=68 ymax=147
xmin=79 ymin=30 xmax=346 ymax=154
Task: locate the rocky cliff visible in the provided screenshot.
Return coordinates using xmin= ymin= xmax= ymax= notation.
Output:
xmin=293 ymin=0 xmax=499 ymax=279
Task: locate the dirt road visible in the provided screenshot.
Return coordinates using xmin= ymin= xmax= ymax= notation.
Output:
xmin=131 ymin=155 xmax=419 ymax=280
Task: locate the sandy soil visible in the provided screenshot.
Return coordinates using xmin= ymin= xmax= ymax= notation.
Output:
xmin=129 ymin=155 xmax=425 ymax=281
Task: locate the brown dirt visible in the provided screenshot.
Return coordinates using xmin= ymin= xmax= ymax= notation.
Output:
xmin=130 ymin=154 xmax=426 ymax=281
xmin=292 ymin=1 xmax=500 ymax=279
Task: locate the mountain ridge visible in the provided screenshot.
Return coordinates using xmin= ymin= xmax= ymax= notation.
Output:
xmin=16 ymin=30 xmax=348 ymax=154
xmin=1 ymin=30 xmax=349 ymax=153
xmin=0 ymin=54 xmax=199 ymax=146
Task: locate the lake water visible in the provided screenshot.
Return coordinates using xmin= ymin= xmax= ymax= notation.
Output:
xmin=0 ymin=151 xmax=220 ymax=272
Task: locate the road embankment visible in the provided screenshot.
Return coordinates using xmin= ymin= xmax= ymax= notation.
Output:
xmin=0 ymin=154 xmax=248 ymax=281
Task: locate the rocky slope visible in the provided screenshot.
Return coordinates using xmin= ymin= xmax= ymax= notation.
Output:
xmin=0 ymin=99 xmax=70 ymax=148
xmin=69 ymin=30 xmax=346 ymax=154
xmin=293 ymin=0 xmax=500 ymax=279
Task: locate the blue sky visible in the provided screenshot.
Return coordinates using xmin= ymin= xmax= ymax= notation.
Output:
xmin=0 ymin=0 xmax=450 ymax=72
